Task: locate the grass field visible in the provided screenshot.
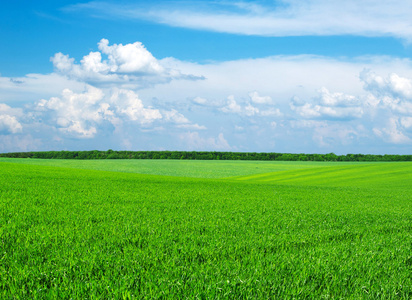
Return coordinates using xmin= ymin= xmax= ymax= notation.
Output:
xmin=0 ymin=157 xmax=363 ymax=178
xmin=1 ymin=159 xmax=411 ymax=298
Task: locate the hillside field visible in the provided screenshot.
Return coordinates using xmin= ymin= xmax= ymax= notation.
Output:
xmin=0 ymin=158 xmax=411 ymax=298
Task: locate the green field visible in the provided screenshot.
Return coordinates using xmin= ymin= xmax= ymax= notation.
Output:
xmin=1 ymin=159 xmax=411 ymax=298
xmin=0 ymin=157 xmax=362 ymax=178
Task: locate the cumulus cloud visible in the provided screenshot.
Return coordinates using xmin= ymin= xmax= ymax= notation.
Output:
xmin=361 ymin=69 xmax=412 ymax=100
xmin=260 ymin=108 xmax=282 ymax=117
xmin=220 ymin=95 xmax=243 ymax=114
xmin=249 ymin=91 xmax=273 ymax=104
xmin=97 ymin=39 xmax=164 ymax=74
xmin=243 ymin=103 xmax=259 ymax=117
xmin=220 ymin=96 xmax=259 ymax=116
xmin=162 ymin=109 xmax=189 ymax=124
xmin=36 ymin=86 xmax=109 ymax=138
xmin=360 ymin=70 xmax=412 ymax=144
xmin=109 ymin=88 xmax=162 ymax=124
xmin=0 ymin=104 xmax=23 ymax=134
xmin=220 ymin=95 xmax=282 ymax=117
xmin=67 ymin=1 xmax=412 ymax=40
xmin=373 ymin=117 xmax=411 ymax=144
xmin=3 ymin=36 xmax=412 ymax=153
xmin=317 ymin=87 xmax=360 ymax=107
xmin=34 ymin=87 xmax=198 ymax=139
xmin=51 ymin=39 xmax=200 ymax=87
xmin=360 ymin=70 xmax=412 ymax=116
xmin=285 ymin=70 xmax=412 ymax=145
xmin=0 ymin=114 xmax=23 ymax=134
xmin=290 ymin=88 xmax=363 ymax=120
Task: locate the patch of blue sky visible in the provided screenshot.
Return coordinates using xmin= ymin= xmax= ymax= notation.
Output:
xmin=1 ymin=1 xmax=412 ymax=76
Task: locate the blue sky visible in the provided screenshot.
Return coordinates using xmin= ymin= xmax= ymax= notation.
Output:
xmin=1 ymin=0 xmax=412 ymax=154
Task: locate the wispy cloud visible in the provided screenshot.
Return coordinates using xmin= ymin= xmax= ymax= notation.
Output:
xmin=66 ymin=0 xmax=412 ymax=40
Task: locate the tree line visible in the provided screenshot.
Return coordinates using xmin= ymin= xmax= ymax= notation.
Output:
xmin=0 ymin=150 xmax=411 ymax=161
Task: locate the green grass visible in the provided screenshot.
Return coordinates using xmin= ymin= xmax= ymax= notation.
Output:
xmin=1 ymin=159 xmax=411 ymax=298
xmin=233 ymin=162 xmax=412 ymax=188
xmin=0 ymin=157 xmax=366 ymax=178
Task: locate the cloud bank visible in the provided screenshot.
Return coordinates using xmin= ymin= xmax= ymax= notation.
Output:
xmin=2 ymin=38 xmax=412 ymax=153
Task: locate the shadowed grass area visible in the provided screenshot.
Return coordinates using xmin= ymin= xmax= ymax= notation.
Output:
xmin=1 ymin=160 xmax=411 ymax=298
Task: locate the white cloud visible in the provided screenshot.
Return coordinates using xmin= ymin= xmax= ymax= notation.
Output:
xmin=317 ymin=87 xmax=360 ymax=107
xmin=33 ymin=86 xmax=202 ymax=139
xmin=190 ymin=96 xmax=223 ymax=107
xmin=3 ymin=37 xmax=412 ymax=153
xmin=373 ymin=117 xmax=411 ymax=144
xmin=36 ymin=86 xmax=108 ymax=138
xmin=80 ymin=51 xmax=110 ymax=74
xmin=0 ymin=73 xmax=87 ymax=103
xmin=244 ymin=103 xmax=259 ymax=117
xmin=147 ymin=55 xmax=411 ymax=106
xmin=0 ymin=103 xmax=23 ymax=117
xmin=192 ymin=96 xmax=208 ymax=105
xmin=260 ymin=108 xmax=282 ymax=117
xmin=220 ymin=95 xmax=282 ymax=117
xmin=361 ymin=69 xmax=412 ymax=100
xmin=285 ymin=70 xmax=412 ymax=147
xmin=51 ymin=38 xmax=164 ymax=79
xmin=220 ymin=95 xmax=243 ymax=114
xmin=97 ymin=39 xmax=164 ymax=74
xmin=290 ymin=88 xmax=363 ymax=120
xmin=385 ymin=98 xmax=412 ymax=115
xmin=249 ymin=91 xmax=273 ymax=104
xmin=1 ymin=53 xmax=401 ymax=110
xmin=0 ymin=104 xmax=23 ymax=134
xmin=400 ymin=117 xmax=412 ymax=129
xmin=162 ymin=109 xmax=189 ymax=124
xmin=51 ymin=39 xmax=199 ymax=87
xmin=68 ymin=1 xmax=412 ymax=40
xmin=109 ymin=89 xmax=162 ymax=124
xmin=0 ymin=114 xmax=22 ymax=134
xmin=360 ymin=70 xmax=412 ymax=115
